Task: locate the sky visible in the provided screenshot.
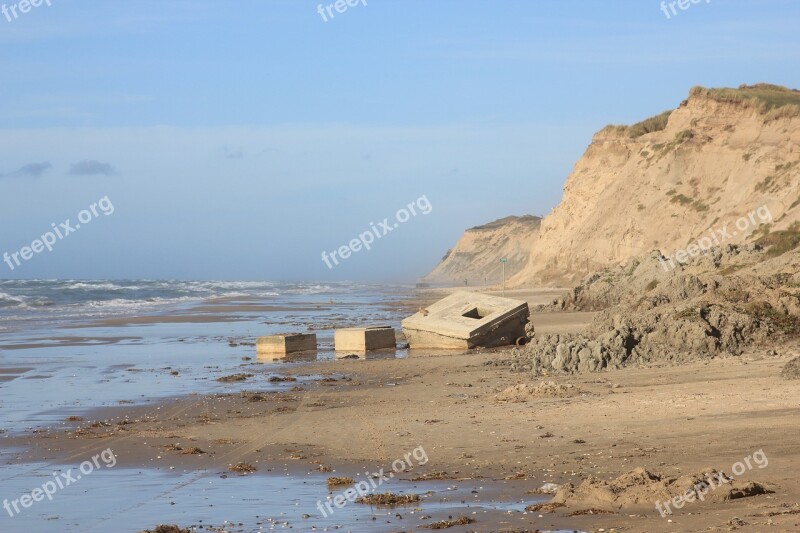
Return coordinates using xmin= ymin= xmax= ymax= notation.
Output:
xmin=0 ymin=0 xmax=798 ymax=282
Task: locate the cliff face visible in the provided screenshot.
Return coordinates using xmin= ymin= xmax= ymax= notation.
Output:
xmin=512 ymin=84 xmax=800 ymax=286
xmin=424 ymin=215 xmax=541 ymax=285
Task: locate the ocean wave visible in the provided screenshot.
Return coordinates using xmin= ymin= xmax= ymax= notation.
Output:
xmin=61 ymin=282 xmax=143 ymax=291
xmin=282 ymin=283 xmax=356 ymax=295
xmin=0 ymin=292 xmax=25 ymax=307
xmin=0 ymin=280 xmax=372 ymax=321
xmin=79 ymin=296 xmax=198 ymax=309
xmin=178 ymin=281 xmax=280 ymax=293
xmin=0 ymin=280 xmax=404 ymax=336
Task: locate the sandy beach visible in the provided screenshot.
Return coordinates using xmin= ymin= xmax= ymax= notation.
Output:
xmin=3 ymin=286 xmax=798 ymax=532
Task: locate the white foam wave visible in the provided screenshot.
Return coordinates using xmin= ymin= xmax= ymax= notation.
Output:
xmin=61 ymin=282 xmax=141 ymax=291
xmin=0 ymin=292 xmax=25 ymax=306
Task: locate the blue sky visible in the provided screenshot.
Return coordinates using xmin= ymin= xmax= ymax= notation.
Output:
xmin=1 ymin=0 xmax=798 ymax=281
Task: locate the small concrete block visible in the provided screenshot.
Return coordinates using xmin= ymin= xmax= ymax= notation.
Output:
xmin=335 ymin=326 xmax=396 ymax=351
xmin=257 ymin=333 xmax=317 ymax=356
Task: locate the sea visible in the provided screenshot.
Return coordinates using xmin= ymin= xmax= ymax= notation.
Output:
xmin=0 ymin=279 xmax=411 ymax=334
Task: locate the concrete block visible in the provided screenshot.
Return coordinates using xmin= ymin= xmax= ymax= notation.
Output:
xmin=401 ymin=291 xmax=529 ymax=349
xmin=257 ymin=333 xmax=317 ymax=356
xmin=335 ymin=326 xmax=396 ymax=351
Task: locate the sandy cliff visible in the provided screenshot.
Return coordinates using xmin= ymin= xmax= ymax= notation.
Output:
xmin=423 ymin=215 xmax=541 ymax=285
xmin=512 ymin=84 xmax=800 ymax=285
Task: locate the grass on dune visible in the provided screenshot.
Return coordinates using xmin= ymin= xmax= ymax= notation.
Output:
xmin=607 ymin=110 xmax=673 ymax=138
xmin=691 ymin=84 xmax=800 ymax=120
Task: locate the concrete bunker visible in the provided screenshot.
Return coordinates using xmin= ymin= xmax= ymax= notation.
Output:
xmin=402 ymin=291 xmax=529 ymax=350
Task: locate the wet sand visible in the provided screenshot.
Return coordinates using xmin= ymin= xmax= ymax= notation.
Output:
xmin=0 ymin=336 xmax=142 ymax=350
xmin=67 ymin=314 xmax=244 ymax=328
xmin=6 ymin=299 xmax=799 ymax=532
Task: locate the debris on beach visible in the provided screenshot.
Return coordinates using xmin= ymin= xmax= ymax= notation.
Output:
xmin=228 ymin=462 xmax=257 ymax=474
xmin=409 ymin=471 xmax=451 ymax=481
xmin=525 ymin=501 xmax=565 ymax=512
xmin=421 ymin=516 xmax=475 ymax=529
xmin=401 ymin=291 xmax=529 ymax=349
xmin=327 ymin=476 xmax=354 ymax=488
xmin=180 ymin=446 xmax=206 ymax=455
xmin=140 ymin=526 xmax=191 ymax=533
xmin=355 ymin=492 xmax=421 ymax=505
xmin=568 ymin=508 xmax=615 ymax=516
xmin=267 ymin=375 xmax=297 ymax=382
xmin=161 ymin=444 xmax=208 ymax=455
xmin=310 ymin=460 xmax=333 ymax=473
xmin=532 ymin=482 xmax=561 ymax=494
xmin=216 ymin=373 xmax=253 ymax=383
xmin=241 ymin=392 xmax=269 ymax=402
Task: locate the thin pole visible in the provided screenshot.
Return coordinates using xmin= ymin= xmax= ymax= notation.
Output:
xmin=502 ymin=261 xmax=505 ymax=297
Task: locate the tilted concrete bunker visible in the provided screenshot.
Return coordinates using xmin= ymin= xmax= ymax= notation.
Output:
xmin=401 ymin=291 xmax=529 ymax=349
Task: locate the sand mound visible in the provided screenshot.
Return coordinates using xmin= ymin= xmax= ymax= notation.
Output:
xmin=781 ymin=357 xmax=800 ymax=379
xmin=547 ymin=467 xmax=772 ymax=512
xmin=495 ymin=381 xmax=582 ymax=402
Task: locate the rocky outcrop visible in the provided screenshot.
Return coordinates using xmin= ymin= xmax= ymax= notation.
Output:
xmin=511 ymin=245 xmax=800 ymax=376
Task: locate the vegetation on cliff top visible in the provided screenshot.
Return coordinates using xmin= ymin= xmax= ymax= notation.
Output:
xmin=690 ymin=83 xmax=800 ymax=120
xmin=605 ymin=84 xmax=800 ymax=138
xmin=606 ymin=110 xmax=673 ymax=139
xmin=469 ymin=215 xmax=541 ymax=231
